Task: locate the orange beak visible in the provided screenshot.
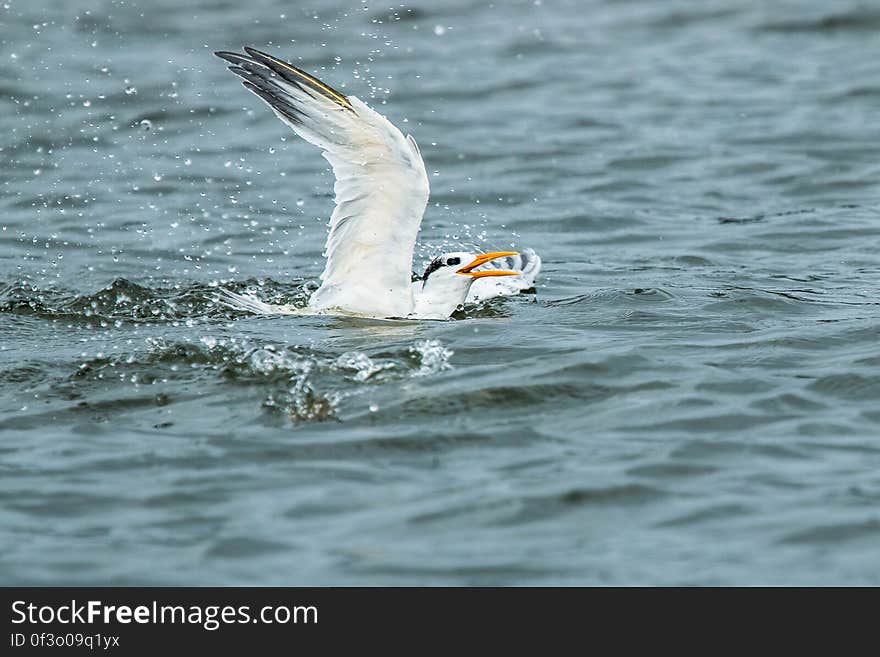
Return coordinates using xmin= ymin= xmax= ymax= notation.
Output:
xmin=456 ymin=251 xmax=520 ymax=278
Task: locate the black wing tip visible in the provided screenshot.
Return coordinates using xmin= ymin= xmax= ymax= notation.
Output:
xmin=216 ymin=45 xmax=283 ymax=59
xmin=215 ymin=48 xmax=263 ymax=66
xmin=240 ymin=81 xmax=303 ymax=125
xmin=240 ymin=46 xmax=354 ymax=111
xmin=215 ymin=45 xmax=354 ymax=112
xmin=214 ymin=50 xmax=241 ymax=61
xmin=243 ymin=45 xmax=266 ymax=58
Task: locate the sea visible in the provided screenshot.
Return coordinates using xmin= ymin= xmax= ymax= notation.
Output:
xmin=1 ymin=0 xmax=879 ymax=584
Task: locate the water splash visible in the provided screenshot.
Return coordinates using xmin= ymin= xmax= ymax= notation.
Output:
xmin=409 ymin=339 xmax=454 ymax=376
xmin=0 ymin=278 xmax=307 ymax=325
xmin=335 ymin=351 xmax=395 ymax=382
xmin=33 ymin=334 xmax=457 ymax=425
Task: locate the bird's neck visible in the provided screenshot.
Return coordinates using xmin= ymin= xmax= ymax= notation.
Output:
xmin=410 ymin=279 xmax=471 ymax=319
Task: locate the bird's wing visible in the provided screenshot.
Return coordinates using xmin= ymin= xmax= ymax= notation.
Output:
xmin=217 ymin=288 xmax=299 ymax=315
xmin=466 ymin=248 xmax=542 ymax=303
xmin=215 ymin=47 xmax=429 ymax=318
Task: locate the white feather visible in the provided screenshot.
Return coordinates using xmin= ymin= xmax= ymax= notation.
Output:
xmin=311 ymin=99 xmax=429 ymax=318
xmin=216 ymin=48 xmax=428 ymax=318
xmin=217 ymin=289 xmax=298 ymax=315
xmin=467 ymin=248 xmax=542 ymax=302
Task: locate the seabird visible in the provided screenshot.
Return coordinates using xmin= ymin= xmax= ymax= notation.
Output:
xmin=214 ymin=47 xmax=541 ymax=320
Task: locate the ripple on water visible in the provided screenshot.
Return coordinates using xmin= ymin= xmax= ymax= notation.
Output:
xmin=0 ymin=324 xmax=460 ymax=428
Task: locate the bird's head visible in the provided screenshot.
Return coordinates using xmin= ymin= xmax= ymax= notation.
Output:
xmin=413 ymin=251 xmax=519 ymax=318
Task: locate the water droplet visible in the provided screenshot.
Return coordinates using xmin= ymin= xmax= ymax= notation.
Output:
xmin=124 ymin=85 xmax=137 ymax=95
xmin=296 ymin=199 xmax=305 ymax=207
xmin=369 ymin=404 xmax=379 ymax=413
xmin=433 ymin=25 xmax=446 ymax=36
xmin=139 ymin=119 xmax=152 ymax=131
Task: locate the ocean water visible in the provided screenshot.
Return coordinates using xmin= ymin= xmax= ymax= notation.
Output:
xmin=1 ymin=0 xmax=879 ymax=585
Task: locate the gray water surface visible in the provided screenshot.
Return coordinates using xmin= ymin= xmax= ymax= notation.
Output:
xmin=1 ymin=0 xmax=879 ymax=585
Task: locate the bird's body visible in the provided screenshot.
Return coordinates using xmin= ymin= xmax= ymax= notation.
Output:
xmin=215 ymin=47 xmax=541 ymax=320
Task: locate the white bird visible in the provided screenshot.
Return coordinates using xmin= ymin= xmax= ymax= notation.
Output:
xmin=214 ymin=47 xmax=541 ymax=320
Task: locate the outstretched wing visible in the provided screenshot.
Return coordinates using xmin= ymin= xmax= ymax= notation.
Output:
xmin=215 ymin=47 xmax=429 ymax=318
xmin=466 ymin=248 xmax=542 ymax=303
